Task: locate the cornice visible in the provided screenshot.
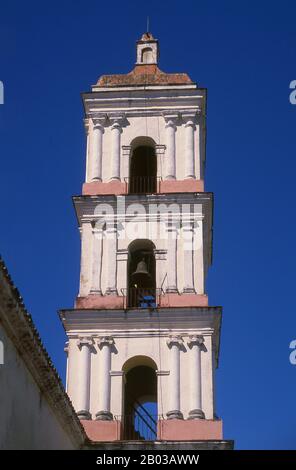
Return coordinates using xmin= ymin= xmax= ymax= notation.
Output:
xmin=59 ymin=307 xmax=222 ymax=367
xmin=72 ymin=193 xmax=212 ymax=235
xmin=82 ymin=89 xmax=205 ymax=118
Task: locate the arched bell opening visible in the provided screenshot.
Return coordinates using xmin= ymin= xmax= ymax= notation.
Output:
xmin=141 ymin=47 xmax=153 ymax=64
xmin=122 ymin=356 xmax=157 ymax=441
xmin=127 ymin=239 xmax=156 ymax=308
xmin=129 ymin=137 xmax=157 ymax=194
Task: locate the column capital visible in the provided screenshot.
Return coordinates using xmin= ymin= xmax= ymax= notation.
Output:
xmin=105 ymin=222 xmax=118 ymax=236
xmin=163 ymin=112 xmax=179 ymax=124
xmin=167 ymin=335 xmax=183 ymax=348
xmin=182 ymin=110 xmax=201 ymax=124
xmin=77 ymin=336 xmax=93 ymax=348
xmin=92 ymin=114 xmax=107 ymax=129
xmin=84 ymin=118 xmax=90 ymax=135
xmin=184 ymin=119 xmax=196 ymax=129
xmin=188 ymin=335 xmax=204 ymax=348
xmin=108 ymin=113 xmax=125 ymax=130
xmin=91 ymin=219 xmax=106 ymax=233
xmin=97 ymin=336 xmax=114 ymax=348
xmin=163 ymin=114 xmax=178 ymax=130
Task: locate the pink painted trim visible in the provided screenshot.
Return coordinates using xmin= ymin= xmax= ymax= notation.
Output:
xmin=159 ymin=179 xmax=204 ymax=193
xmin=83 ymin=181 xmax=127 ymax=195
xmin=75 ymin=294 xmax=208 ymax=309
xmin=82 ymin=179 xmax=204 ymax=195
xmin=81 ymin=420 xmax=122 ymax=441
xmin=159 ymin=294 xmax=208 ymax=308
xmin=75 ymin=295 xmax=124 ymax=309
xmin=157 ymin=419 xmax=223 ymax=441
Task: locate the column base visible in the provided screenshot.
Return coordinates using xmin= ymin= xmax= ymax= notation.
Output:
xmin=166 ymin=410 xmax=183 ymax=420
xmin=89 ymin=289 xmax=102 ymax=295
xmin=95 ymin=410 xmax=113 ymax=421
xmin=91 ymin=177 xmax=102 ymax=182
xmin=77 ymin=410 xmax=91 ymax=420
xmin=182 ymin=287 xmax=196 ymax=294
xmin=188 ymin=409 xmax=205 ymax=420
xmin=105 ymin=288 xmax=118 ymax=296
xmin=166 ymin=287 xmax=179 ymax=294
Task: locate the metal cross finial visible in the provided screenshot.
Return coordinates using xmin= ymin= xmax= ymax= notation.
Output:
xmin=147 ymin=16 xmax=150 ymax=33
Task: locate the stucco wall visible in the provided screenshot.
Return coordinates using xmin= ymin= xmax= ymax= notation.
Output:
xmin=0 ymin=322 xmax=77 ymax=450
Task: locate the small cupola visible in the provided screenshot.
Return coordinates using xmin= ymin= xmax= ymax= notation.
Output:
xmin=136 ymin=32 xmax=159 ymax=65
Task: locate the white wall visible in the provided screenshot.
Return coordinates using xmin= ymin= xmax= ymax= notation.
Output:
xmin=0 ymin=323 xmax=77 ymax=450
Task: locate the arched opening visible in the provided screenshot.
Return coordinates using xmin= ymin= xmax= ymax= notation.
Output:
xmin=127 ymin=239 xmax=156 ymax=308
xmin=122 ymin=356 xmax=157 ymax=440
xmin=129 ymin=138 xmax=157 ymax=194
xmin=141 ymin=47 xmax=153 ymax=64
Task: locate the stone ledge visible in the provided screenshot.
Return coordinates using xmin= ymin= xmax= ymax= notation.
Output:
xmin=85 ymin=440 xmax=234 ymax=450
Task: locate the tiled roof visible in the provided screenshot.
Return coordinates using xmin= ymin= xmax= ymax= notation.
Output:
xmin=96 ymin=64 xmax=193 ymax=87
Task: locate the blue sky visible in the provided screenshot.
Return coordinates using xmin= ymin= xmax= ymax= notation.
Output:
xmin=0 ymin=0 xmax=296 ymax=449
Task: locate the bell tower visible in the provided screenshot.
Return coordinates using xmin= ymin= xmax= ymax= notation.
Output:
xmin=60 ymin=32 xmax=233 ymax=449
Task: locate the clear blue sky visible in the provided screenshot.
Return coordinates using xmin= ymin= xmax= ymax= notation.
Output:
xmin=0 ymin=0 xmax=296 ymax=450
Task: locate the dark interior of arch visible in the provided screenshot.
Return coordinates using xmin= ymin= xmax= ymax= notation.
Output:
xmin=127 ymin=240 xmax=156 ymax=307
xmin=123 ymin=365 xmax=157 ymax=440
xmin=129 ymin=145 xmax=157 ymax=194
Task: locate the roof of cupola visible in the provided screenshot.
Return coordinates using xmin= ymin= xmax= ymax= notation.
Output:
xmin=95 ymin=32 xmax=194 ymax=88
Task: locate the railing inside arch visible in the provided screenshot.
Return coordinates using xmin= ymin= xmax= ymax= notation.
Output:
xmin=124 ymin=176 xmax=161 ymax=194
xmin=115 ymin=406 xmax=159 ymax=441
xmin=121 ymin=288 xmax=162 ymax=309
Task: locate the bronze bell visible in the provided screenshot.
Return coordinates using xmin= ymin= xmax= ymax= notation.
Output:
xmin=131 ymin=258 xmax=151 ymax=285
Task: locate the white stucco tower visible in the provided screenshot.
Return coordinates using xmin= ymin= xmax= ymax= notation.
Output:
xmin=60 ymin=33 xmax=232 ymax=448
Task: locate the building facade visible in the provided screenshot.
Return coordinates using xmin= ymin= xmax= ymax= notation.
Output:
xmin=60 ymin=33 xmax=233 ymax=448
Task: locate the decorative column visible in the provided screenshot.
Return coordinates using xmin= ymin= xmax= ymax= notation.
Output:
xmin=76 ymin=337 xmax=93 ymax=420
xmin=122 ymin=145 xmax=131 ymax=186
xmin=155 ymin=144 xmax=166 ymax=181
xmin=166 ymin=335 xmax=183 ymax=419
xmin=79 ymin=222 xmax=92 ymax=297
xmin=165 ymin=224 xmax=178 ymax=293
xmin=91 ymin=116 xmax=106 ymax=181
xmin=105 ymin=224 xmax=118 ymax=295
xmin=90 ymin=221 xmax=104 ymax=294
xmin=182 ymin=222 xmax=196 ymax=293
xmin=154 ymin=249 xmax=166 ymax=292
xmin=96 ymin=337 xmax=114 ymax=421
xmin=84 ymin=119 xmax=90 ymax=182
xmin=183 ymin=115 xmax=196 ymax=179
xmin=187 ymin=335 xmax=205 ymax=419
xmin=163 ymin=114 xmax=178 ymax=180
xmin=109 ymin=114 xmax=124 ymax=181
